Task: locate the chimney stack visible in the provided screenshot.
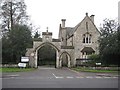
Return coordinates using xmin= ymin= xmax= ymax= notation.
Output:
xmin=61 ymin=19 xmax=66 ymax=28
xmin=90 ymin=15 xmax=95 ymax=23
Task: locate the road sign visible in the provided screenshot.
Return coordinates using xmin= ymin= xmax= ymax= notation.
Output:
xmin=18 ymin=63 xmax=26 ymax=68
xmin=96 ymin=63 xmax=101 ymax=65
xmin=21 ymin=57 xmax=29 ymax=62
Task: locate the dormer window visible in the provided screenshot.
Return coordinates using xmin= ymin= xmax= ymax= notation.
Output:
xmin=82 ymin=33 xmax=92 ymax=43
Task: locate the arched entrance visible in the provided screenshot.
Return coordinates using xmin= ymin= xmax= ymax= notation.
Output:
xmin=35 ymin=42 xmax=59 ymax=68
xmin=59 ymin=52 xmax=71 ymax=67
xmin=37 ymin=45 xmax=56 ymax=67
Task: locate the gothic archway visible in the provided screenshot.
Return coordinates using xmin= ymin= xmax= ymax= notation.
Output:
xmin=37 ymin=45 xmax=56 ymax=67
xmin=59 ymin=52 xmax=71 ymax=67
xmin=34 ymin=42 xmax=59 ymax=68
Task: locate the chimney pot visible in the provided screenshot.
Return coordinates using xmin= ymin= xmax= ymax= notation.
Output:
xmin=90 ymin=15 xmax=95 ymax=23
xmin=61 ymin=19 xmax=66 ymax=28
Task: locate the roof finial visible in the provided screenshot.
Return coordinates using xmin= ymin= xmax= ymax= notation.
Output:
xmin=86 ymin=12 xmax=88 ymax=16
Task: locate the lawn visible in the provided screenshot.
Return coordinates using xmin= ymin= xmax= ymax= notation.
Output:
xmin=0 ymin=67 xmax=36 ymax=72
xmin=71 ymin=67 xmax=118 ymax=73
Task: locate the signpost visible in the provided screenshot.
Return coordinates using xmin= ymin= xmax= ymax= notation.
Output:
xmin=96 ymin=63 xmax=101 ymax=65
xmin=21 ymin=57 xmax=29 ymax=62
xmin=95 ymin=63 xmax=101 ymax=70
xmin=18 ymin=57 xmax=29 ymax=68
xmin=18 ymin=63 xmax=27 ymax=68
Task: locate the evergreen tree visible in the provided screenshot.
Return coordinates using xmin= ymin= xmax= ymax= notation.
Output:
xmin=99 ymin=19 xmax=119 ymax=65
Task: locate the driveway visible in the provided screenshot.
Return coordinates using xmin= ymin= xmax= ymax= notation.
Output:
xmin=2 ymin=67 xmax=118 ymax=88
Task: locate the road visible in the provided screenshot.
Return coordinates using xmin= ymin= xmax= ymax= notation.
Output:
xmin=2 ymin=67 xmax=118 ymax=88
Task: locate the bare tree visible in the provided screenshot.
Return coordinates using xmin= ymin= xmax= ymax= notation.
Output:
xmin=0 ymin=0 xmax=29 ymax=34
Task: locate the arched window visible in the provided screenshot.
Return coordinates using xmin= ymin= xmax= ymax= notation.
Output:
xmin=89 ymin=34 xmax=92 ymax=43
xmin=82 ymin=33 xmax=92 ymax=43
xmin=83 ymin=34 xmax=85 ymax=43
xmin=86 ymin=37 xmax=88 ymax=43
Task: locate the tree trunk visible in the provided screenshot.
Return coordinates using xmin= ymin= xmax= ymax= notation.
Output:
xmin=10 ymin=2 xmax=13 ymax=30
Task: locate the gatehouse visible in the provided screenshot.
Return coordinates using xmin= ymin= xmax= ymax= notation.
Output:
xmin=26 ymin=13 xmax=100 ymax=68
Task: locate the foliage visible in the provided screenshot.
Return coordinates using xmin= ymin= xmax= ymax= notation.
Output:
xmin=2 ymin=24 xmax=33 ymax=64
xmin=0 ymin=0 xmax=28 ymax=36
xmin=71 ymin=67 xmax=118 ymax=73
xmin=34 ymin=31 xmax=40 ymax=38
xmin=86 ymin=54 xmax=101 ymax=66
xmin=88 ymin=54 xmax=100 ymax=61
xmin=99 ymin=19 xmax=119 ymax=65
xmin=1 ymin=0 xmax=33 ymax=64
xmin=0 ymin=67 xmax=36 ymax=72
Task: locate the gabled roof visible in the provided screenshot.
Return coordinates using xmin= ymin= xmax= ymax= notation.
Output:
xmin=66 ymin=14 xmax=101 ymax=39
xmin=66 ymin=15 xmax=87 ymax=39
xmin=66 ymin=27 xmax=74 ymax=37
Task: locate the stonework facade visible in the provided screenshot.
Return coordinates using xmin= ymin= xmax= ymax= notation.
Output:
xmin=26 ymin=13 xmax=100 ymax=68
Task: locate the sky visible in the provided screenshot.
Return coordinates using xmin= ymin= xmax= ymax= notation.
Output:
xmin=118 ymin=1 xmax=120 ymax=24
xmin=24 ymin=0 xmax=119 ymax=38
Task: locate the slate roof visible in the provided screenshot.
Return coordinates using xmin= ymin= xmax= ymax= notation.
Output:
xmin=66 ymin=27 xmax=74 ymax=38
xmin=65 ymin=15 xmax=100 ymax=39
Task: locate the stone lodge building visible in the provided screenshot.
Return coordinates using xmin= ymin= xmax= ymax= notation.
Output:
xmin=26 ymin=13 xmax=100 ymax=68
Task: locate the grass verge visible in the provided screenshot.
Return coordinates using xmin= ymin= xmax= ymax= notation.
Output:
xmin=71 ymin=67 xmax=118 ymax=73
xmin=0 ymin=67 xmax=36 ymax=72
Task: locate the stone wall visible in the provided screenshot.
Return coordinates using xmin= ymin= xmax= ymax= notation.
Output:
xmin=26 ymin=13 xmax=100 ymax=68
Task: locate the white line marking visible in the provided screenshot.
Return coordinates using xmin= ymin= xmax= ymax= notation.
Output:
xmin=76 ymin=77 xmax=84 ymax=78
xmin=112 ymin=77 xmax=118 ymax=78
xmin=39 ymin=68 xmax=55 ymax=69
xmin=66 ymin=76 xmax=74 ymax=78
xmin=6 ymin=74 xmax=19 ymax=77
xmin=103 ymin=77 xmax=111 ymax=78
xmin=95 ymin=76 xmax=102 ymax=78
xmin=3 ymin=78 xmax=11 ymax=79
xmin=56 ymin=77 xmax=64 ymax=78
xmin=86 ymin=76 xmax=93 ymax=78
xmin=52 ymin=73 xmax=57 ymax=78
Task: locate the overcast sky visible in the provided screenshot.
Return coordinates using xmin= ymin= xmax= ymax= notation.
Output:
xmin=24 ymin=0 xmax=119 ymax=38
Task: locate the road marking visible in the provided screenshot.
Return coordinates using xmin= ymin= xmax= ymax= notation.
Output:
xmin=52 ymin=73 xmax=57 ymax=78
xmin=76 ymin=76 xmax=84 ymax=78
xmin=95 ymin=76 xmax=102 ymax=78
xmin=66 ymin=76 xmax=74 ymax=78
xmin=112 ymin=77 xmax=118 ymax=78
xmin=6 ymin=74 xmax=19 ymax=77
xmin=52 ymin=73 xmax=64 ymax=78
xmin=56 ymin=77 xmax=64 ymax=78
xmin=103 ymin=77 xmax=111 ymax=78
xmin=86 ymin=76 xmax=93 ymax=78
xmin=39 ymin=68 xmax=55 ymax=69
xmin=2 ymin=76 xmax=118 ymax=80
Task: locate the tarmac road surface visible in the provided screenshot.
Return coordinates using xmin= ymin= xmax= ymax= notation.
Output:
xmin=2 ymin=67 xmax=118 ymax=88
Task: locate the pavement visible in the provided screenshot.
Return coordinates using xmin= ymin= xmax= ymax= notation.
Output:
xmin=1 ymin=67 xmax=119 ymax=88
